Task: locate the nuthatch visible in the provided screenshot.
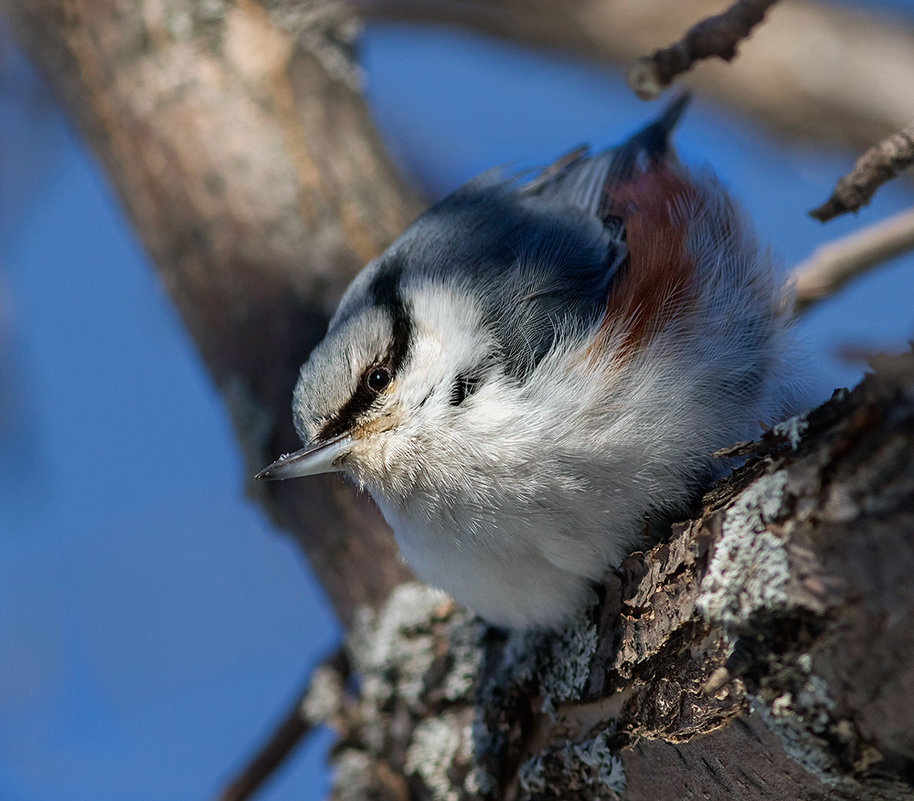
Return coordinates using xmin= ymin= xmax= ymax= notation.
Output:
xmin=257 ymin=97 xmax=793 ymax=629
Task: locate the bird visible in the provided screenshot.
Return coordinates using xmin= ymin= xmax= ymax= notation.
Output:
xmin=256 ymin=96 xmax=793 ymax=630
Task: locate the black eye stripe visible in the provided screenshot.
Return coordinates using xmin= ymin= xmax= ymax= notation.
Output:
xmin=373 ymin=266 xmax=412 ymax=376
xmin=316 ymin=267 xmax=413 ymax=441
xmin=318 ymin=382 xmax=379 ymax=440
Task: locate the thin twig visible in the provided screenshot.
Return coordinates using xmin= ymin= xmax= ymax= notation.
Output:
xmin=216 ymin=647 xmax=350 ymax=801
xmin=626 ymin=0 xmax=779 ymax=100
xmin=791 ymin=208 xmax=914 ymax=312
xmin=810 ymin=122 xmax=914 ymax=221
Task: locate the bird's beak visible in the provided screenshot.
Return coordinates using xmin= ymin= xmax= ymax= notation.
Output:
xmin=255 ymin=434 xmax=352 ymax=481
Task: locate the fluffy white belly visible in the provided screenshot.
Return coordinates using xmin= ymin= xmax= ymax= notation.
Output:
xmin=374 ymin=494 xmax=597 ymax=630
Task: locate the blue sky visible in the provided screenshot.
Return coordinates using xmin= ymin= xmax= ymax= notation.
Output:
xmin=2 ymin=9 xmax=914 ymax=800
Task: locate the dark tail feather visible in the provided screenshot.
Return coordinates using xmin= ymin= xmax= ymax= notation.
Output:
xmin=612 ymin=93 xmax=691 ymax=178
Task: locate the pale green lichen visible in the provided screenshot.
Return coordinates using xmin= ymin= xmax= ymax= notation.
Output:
xmin=349 ymin=582 xmax=449 ymax=713
xmin=464 ymin=763 xmax=496 ymax=798
xmin=443 ymin=616 xmax=485 ymax=702
xmin=347 ymin=583 xmax=468 ymax=755
xmin=493 ymin=607 xmax=598 ymax=716
xmin=747 ymin=628 xmax=854 ymax=788
xmin=698 ymin=472 xmax=790 ymax=628
xmin=773 ymin=413 xmax=809 ymax=450
xmin=574 ymin=732 xmax=626 ymax=792
xmin=517 ymin=751 xmax=546 ymax=794
xmin=539 ymin=613 xmax=600 ymax=715
xmin=342 ymin=582 xmax=480 ymax=769
xmin=405 ymin=713 xmax=472 ymax=801
xmin=754 ymin=646 xmax=843 ymax=785
xmin=346 ymin=584 xmax=603 ymax=799
xmin=752 ymin=700 xmax=840 ymax=785
xmin=299 ymin=663 xmax=343 ymax=725
xmin=518 ymin=730 xmax=626 ymax=798
xmin=330 ymin=749 xmax=375 ymax=801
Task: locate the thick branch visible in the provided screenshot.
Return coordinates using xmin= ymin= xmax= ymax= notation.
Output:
xmin=810 ymin=121 xmax=914 ymax=221
xmin=626 ymin=0 xmax=779 ymax=100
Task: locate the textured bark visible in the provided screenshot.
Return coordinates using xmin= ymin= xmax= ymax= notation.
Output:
xmin=811 ymin=120 xmax=914 ymax=221
xmin=4 ymin=1 xmax=914 ymax=799
xmin=625 ymin=0 xmax=780 ymax=100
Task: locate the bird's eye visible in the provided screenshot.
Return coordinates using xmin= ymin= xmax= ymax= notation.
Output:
xmin=366 ymin=366 xmax=391 ymax=392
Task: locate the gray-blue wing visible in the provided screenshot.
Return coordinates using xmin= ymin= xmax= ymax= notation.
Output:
xmin=377 ymin=96 xmax=690 ymax=379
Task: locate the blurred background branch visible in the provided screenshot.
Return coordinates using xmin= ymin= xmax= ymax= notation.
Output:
xmin=3 ymin=0 xmax=421 ymax=626
xmin=810 ymin=119 xmax=914 ymax=220
xmin=348 ymin=0 xmax=914 ymax=154
xmin=625 ymin=0 xmax=780 ymax=100
xmin=792 ymin=207 xmax=914 ymax=311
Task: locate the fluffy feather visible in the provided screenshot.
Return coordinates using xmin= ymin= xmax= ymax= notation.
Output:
xmin=282 ymin=99 xmax=795 ymax=629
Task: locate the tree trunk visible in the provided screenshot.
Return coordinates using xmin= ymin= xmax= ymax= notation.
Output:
xmin=2 ymin=0 xmax=424 ymax=625
xmin=4 ymin=1 xmax=913 ymax=798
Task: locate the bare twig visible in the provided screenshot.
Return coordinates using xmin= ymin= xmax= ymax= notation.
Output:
xmin=217 ymin=703 xmax=311 ymax=801
xmin=217 ymin=647 xmax=350 ymax=801
xmin=791 ymin=208 xmax=914 ymax=312
xmin=626 ymin=0 xmax=779 ymax=100
xmin=811 ymin=122 xmax=914 ymax=221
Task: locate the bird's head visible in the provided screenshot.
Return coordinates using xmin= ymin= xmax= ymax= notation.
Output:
xmin=257 ymin=264 xmax=502 ymax=496
xmin=255 ymin=179 xmax=612 ymax=495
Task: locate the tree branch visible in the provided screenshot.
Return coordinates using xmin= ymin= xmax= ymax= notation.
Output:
xmin=626 ymin=0 xmax=779 ymax=100
xmin=217 ymin=704 xmax=312 ymax=801
xmin=349 ymin=0 xmax=914 ymax=156
xmin=217 ymin=648 xmax=350 ymax=801
xmin=810 ymin=121 xmax=914 ymax=221
xmin=791 ymin=208 xmax=914 ymax=311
